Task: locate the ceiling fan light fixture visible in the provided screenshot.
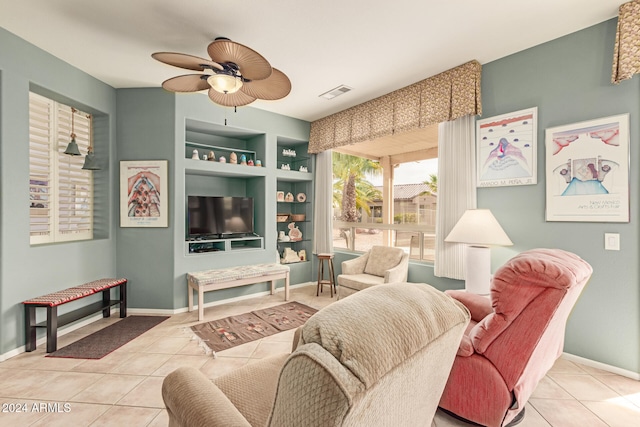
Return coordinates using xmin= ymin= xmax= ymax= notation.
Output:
xmin=207 ymin=73 xmax=243 ymax=94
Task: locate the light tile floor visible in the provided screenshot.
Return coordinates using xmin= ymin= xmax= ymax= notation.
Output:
xmin=1 ymin=284 xmax=639 ymax=426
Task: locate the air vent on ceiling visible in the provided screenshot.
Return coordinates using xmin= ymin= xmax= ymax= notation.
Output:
xmin=319 ymin=85 xmax=353 ymax=100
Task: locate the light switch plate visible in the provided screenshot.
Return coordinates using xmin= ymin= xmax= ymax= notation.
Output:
xmin=604 ymin=233 xmax=620 ymax=251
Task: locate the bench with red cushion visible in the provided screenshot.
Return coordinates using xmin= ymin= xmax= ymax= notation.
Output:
xmin=23 ymin=278 xmax=127 ymax=353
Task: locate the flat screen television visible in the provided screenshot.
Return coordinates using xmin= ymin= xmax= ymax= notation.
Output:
xmin=187 ymin=196 xmax=254 ymax=238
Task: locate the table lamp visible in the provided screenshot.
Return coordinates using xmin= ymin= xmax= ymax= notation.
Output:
xmin=445 ymin=209 xmax=513 ymax=295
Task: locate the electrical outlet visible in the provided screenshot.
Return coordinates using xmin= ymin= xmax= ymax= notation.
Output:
xmin=604 ymin=233 xmax=620 ymax=251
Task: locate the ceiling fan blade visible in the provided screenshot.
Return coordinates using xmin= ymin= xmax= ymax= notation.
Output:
xmin=208 ymin=88 xmax=256 ymax=107
xmin=207 ymin=39 xmax=272 ymax=81
xmin=152 ymin=52 xmax=223 ymax=71
xmin=241 ymin=68 xmax=292 ymax=100
xmin=162 ymin=75 xmax=210 ymax=92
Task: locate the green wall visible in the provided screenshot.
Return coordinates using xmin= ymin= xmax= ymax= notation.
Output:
xmin=115 ymin=89 xmax=177 ymax=310
xmin=0 ymin=27 xmax=118 ymax=355
xmin=479 ymin=19 xmax=639 ymax=373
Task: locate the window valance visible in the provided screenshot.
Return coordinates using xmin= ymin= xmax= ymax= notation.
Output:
xmin=612 ymin=0 xmax=640 ymax=84
xmin=309 ymin=60 xmax=482 ymax=154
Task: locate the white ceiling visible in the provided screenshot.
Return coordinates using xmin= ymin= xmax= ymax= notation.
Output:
xmin=0 ymin=0 xmax=623 ymax=122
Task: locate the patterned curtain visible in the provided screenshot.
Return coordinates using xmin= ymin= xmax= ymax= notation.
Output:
xmin=309 ymin=60 xmax=482 ymax=153
xmin=612 ymin=0 xmax=640 ymax=84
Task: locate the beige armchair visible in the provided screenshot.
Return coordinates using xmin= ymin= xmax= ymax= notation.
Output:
xmin=162 ymin=283 xmax=470 ymax=427
xmin=337 ymin=245 xmax=409 ymax=299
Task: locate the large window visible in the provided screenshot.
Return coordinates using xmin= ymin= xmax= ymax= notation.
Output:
xmin=29 ymin=92 xmax=94 ymax=244
xmin=332 ymin=151 xmax=438 ymax=262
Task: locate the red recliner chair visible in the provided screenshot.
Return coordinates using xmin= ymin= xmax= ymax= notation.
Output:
xmin=439 ymin=248 xmax=593 ymax=427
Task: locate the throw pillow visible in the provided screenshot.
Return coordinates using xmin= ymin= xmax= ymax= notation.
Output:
xmin=363 ymin=246 xmax=404 ymax=277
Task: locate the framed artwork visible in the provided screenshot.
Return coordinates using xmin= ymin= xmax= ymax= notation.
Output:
xmin=476 ymin=107 xmax=537 ymax=187
xmin=120 ymin=160 xmax=168 ymax=227
xmin=545 ymin=114 xmax=629 ymax=222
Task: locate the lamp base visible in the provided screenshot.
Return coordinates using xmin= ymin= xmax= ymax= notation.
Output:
xmin=464 ymin=245 xmax=491 ymax=295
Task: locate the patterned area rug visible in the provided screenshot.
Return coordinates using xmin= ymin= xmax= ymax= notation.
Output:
xmin=47 ymin=315 xmax=169 ymax=359
xmin=190 ymin=301 xmax=317 ymax=354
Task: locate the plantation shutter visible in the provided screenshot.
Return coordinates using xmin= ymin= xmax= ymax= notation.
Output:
xmin=29 ymin=93 xmax=53 ymax=243
xmin=29 ymin=92 xmax=94 ymax=244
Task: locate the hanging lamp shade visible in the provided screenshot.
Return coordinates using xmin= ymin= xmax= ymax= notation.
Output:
xmin=81 ymin=114 xmax=100 ymax=170
xmin=82 ymin=148 xmax=99 ymax=170
xmin=64 ymin=107 xmax=81 ymax=156
xmin=64 ymin=136 xmax=81 ymax=156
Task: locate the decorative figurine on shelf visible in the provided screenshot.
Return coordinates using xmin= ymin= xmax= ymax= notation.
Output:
xmin=202 ymin=154 xmax=208 ymax=160
xmin=191 ymin=149 xmax=199 ymax=160
xmin=255 ymin=159 xmax=262 ymax=167
xmin=281 ymin=163 xmax=290 ymax=170
xmin=219 ymin=156 xmax=226 ymax=163
xmin=282 ymin=148 xmax=296 ymax=157
xmin=208 ymin=151 xmax=216 ymax=161
xmin=285 ymin=192 xmax=294 ymax=202
xmin=299 ymin=249 xmax=307 ymax=261
xmin=247 ymin=159 xmax=254 ymax=166
xmin=240 ymin=154 xmax=247 ymax=165
xmin=288 ymin=222 xmax=302 ymax=241
xmin=230 ymin=152 xmax=238 ymax=164
xmin=278 ymin=230 xmax=290 ymax=242
xmin=277 ymin=191 xmax=285 ymax=202
xmin=299 ymin=165 xmax=308 ymax=172
xmin=282 ymin=248 xmax=300 ymax=264
xmin=296 ymin=193 xmax=306 ymax=202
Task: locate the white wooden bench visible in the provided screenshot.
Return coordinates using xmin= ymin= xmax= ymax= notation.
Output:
xmin=187 ymin=264 xmax=290 ymax=321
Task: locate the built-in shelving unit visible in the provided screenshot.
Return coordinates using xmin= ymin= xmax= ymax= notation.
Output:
xmin=177 ymin=119 xmax=315 ymax=285
xmin=276 ymin=137 xmax=314 ymax=278
xmin=183 ymin=119 xmax=268 ymax=256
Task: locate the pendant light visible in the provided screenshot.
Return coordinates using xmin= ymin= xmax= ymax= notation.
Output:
xmin=63 ymin=107 xmax=81 ymax=156
xmin=82 ymin=114 xmax=100 ymax=170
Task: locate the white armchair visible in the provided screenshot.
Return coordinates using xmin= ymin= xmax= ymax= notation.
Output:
xmin=337 ymin=245 xmax=410 ymax=299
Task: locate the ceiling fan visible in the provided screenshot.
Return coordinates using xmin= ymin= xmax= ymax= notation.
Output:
xmin=152 ymin=37 xmax=291 ymax=107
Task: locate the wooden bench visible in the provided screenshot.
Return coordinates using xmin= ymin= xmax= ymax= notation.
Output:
xmin=187 ymin=264 xmax=289 ymax=321
xmin=23 ymin=278 xmax=127 ymax=353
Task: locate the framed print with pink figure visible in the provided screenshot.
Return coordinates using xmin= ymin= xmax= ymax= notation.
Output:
xmin=120 ymin=160 xmax=168 ymax=227
xmin=476 ymin=107 xmax=537 ymax=187
xmin=545 ymin=114 xmax=629 ymax=222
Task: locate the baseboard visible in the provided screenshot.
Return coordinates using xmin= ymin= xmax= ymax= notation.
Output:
xmin=1 ymin=282 xmax=315 ymax=362
xmin=561 ymin=352 xmax=640 ymax=380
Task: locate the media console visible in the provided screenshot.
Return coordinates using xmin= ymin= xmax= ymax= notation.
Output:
xmin=186 ymin=235 xmax=264 ymax=255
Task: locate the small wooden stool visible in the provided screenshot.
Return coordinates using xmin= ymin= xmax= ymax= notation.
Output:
xmin=317 ymin=253 xmax=336 ymax=297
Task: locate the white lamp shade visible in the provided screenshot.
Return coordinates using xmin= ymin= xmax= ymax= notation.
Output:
xmin=445 ymin=209 xmax=513 ymax=247
xmin=207 ymin=73 xmax=243 ymax=94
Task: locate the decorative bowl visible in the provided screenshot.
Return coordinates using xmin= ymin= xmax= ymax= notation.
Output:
xmin=290 ymin=214 xmax=305 ymax=222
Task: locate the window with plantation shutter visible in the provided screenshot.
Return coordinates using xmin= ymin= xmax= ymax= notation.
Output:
xmin=29 ymin=92 xmax=94 ymax=244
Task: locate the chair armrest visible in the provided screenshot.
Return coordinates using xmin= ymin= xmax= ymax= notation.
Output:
xmin=445 ymin=290 xmax=493 ymax=323
xmin=384 ymin=253 xmax=410 ymax=283
xmin=341 ymin=252 xmax=369 ymax=275
xmin=292 ymin=326 xmax=302 ymax=352
xmin=162 ymin=367 xmax=251 ymax=427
